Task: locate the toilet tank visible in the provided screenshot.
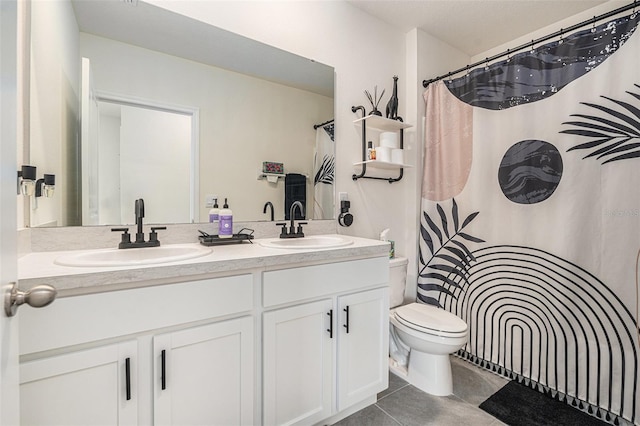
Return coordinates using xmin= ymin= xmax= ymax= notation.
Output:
xmin=389 ymin=257 xmax=408 ymax=308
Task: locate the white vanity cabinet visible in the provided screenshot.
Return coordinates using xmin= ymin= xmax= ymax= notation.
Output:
xmin=263 ymin=299 xmax=334 ymax=425
xmin=19 ymin=274 xmax=254 ymax=426
xmin=336 ymin=288 xmax=389 ymax=411
xmin=18 ymin=239 xmax=390 ymax=426
xmin=153 ymin=316 xmax=254 ymax=425
xmin=20 ymin=340 xmax=138 ymax=425
xmin=262 ymin=257 xmax=389 ymax=425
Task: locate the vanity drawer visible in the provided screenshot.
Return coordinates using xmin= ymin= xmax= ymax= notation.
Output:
xmin=20 ymin=274 xmax=253 ymax=355
xmin=263 ymin=257 xmax=388 ymax=307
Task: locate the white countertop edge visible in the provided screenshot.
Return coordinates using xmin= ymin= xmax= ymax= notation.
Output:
xmin=18 ymin=235 xmax=391 ymax=295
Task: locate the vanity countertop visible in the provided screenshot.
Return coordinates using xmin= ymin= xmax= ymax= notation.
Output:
xmin=18 ymin=235 xmax=390 ymax=296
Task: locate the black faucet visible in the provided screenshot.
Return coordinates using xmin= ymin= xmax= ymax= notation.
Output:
xmin=263 ymin=201 xmax=274 ymax=221
xmin=135 ymin=198 xmax=145 ymax=243
xmin=111 ymin=198 xmax=166 ymax=249
xmin=276 ymin=201 xmax=307 ymax=238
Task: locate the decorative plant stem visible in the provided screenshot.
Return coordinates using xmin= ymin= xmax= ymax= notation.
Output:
xmin=364 ymin=86 xmax=385 ymax=116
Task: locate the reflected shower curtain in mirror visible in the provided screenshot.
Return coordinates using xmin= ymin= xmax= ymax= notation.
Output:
xmin=313 ymin=122 xmax=335 ymax=219
xmin=420 ymin=11 xmax=640 ymax=426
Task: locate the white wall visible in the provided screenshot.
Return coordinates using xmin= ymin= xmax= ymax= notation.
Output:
xmin=79 ymin=33 xmax=332 ymax=222
xmin=28 ymin=0 xmax=79 ymax=227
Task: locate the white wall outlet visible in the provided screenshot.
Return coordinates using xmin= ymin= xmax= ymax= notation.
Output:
xmin=205 ymin=194 xmax=218 ymax=208
xmin=339 ymin=192 xmax=349 ymax=201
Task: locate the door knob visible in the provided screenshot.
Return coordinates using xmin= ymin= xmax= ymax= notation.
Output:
xmin=4 ymin=282 xmax=57 ymax=317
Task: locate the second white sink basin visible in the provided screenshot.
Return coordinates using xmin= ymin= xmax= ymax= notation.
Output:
xmin=54 ymin=244 xmax=213 ymax=267
xmin=259 ymin=235 xmax=353 ymax=250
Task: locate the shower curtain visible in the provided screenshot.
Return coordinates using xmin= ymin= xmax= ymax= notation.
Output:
xmin=313 ymin=121 xmax=335 ymax=219
xmin=421 ymin=11 xmax=640 ymax=426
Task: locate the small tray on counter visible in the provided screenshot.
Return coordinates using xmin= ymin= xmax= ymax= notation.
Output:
xmin=198 ymin=228 xmax=255 ymax=246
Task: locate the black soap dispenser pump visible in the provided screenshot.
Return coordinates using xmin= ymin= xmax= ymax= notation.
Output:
xmin=208 ymin=198 xmax=220 ymax=235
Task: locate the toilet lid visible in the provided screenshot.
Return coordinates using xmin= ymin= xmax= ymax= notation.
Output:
xmin=395 ymin=303 xmax=467 ymax=334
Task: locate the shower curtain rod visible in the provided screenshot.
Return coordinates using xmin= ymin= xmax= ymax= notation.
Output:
xmin=422 ymin=0 xmax=638 ymax=88
xmin=313 ymin=118 xmax=334 ymax=129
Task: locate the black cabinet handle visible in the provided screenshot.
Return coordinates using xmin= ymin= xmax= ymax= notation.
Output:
xmin=343 ymin=306 xmax=350 ymax=334
xmin=327 ymin=310 xmax=333 ymax=338
xmin=161 ymin=350 xmax=166 ymax=390
xmin=125 ymin=357 xmax=131 ymax=401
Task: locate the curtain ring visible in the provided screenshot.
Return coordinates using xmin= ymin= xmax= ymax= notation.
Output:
xmin=530 ymin=40 xmax=535 ymax=53
xmin=484 ymin=58 xmax=489 ymax=71
xmin=506 ymin=48 xmax=511 ymax=63
xmin=559 ymin=28 xmax=564 ymax=45
xmin=591 ymin=16 xmax=597 ymax=33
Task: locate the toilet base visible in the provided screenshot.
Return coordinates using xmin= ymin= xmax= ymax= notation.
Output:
xmin=388 ymin=357 xmax=409 ymax=379
xmin=407 ymin=350 xmax=453 ymax=396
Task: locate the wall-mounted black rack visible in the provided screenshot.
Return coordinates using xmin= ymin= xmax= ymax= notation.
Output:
xmin=351 ymin=105 xmax=413 ymax=183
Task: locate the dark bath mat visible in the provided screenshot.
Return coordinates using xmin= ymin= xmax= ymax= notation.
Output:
xmin=479 ymin=380 xmax=609 ymax=426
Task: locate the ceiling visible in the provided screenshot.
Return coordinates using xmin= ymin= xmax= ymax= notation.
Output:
xmin=345 ymin=0 xmax=612 ymax=57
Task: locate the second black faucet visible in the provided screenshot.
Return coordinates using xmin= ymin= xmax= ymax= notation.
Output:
xmin=112 ymin=198 xmax=166 ymax=249
xmin=276 ymin=200 xmax=307 ymax=238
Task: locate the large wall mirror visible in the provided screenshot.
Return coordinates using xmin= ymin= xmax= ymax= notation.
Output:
xmin=27 ymin=0 xmax=335 ymax=227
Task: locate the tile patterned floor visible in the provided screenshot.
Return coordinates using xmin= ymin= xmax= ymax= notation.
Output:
xmin=334 ymin=356 xmax=509 ymax=426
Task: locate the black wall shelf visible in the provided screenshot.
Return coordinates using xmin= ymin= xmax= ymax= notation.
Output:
xmin=351 ymin=105 xmax=412 ymax=183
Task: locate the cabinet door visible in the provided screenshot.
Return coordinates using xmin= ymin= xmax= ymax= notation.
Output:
xmin=20 ymin=340 xmax=138 ymax=425
xmin=153 ymin=316 xmax=254 ymax=426
xmin=263 ymin=299 xmax=334 ymax=426
xmin=337 ymin=288 xmax=389 ymax=410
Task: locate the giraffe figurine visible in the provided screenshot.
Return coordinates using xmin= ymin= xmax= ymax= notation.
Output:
xmin=386 ymin=75 xmax=399 ymax=120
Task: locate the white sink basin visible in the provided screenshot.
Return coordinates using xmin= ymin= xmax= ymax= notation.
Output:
xmin=54 ymin=244 xmax=213 ymax=267
xmin=259 ymin=235 xmax=353 ymax=250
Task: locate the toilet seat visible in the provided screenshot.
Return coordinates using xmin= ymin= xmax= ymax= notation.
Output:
xmin=394 ymin=303 xmax=467 ymax=338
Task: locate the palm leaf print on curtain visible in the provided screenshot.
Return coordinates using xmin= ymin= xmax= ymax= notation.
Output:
xmin=313 ymin=122 xmax=334 ymax=219
xmin=561 ymin=84 xmax=640 ymax=164
xmin=418 ymin=199 xmax=484 ymax=307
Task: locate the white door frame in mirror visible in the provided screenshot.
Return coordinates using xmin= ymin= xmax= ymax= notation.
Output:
xmin=80 ymin=81 xmax=200 ymax=226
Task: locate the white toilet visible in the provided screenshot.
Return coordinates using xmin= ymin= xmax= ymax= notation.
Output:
xmin=388 ymin=257 xmax=469 ymax=396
